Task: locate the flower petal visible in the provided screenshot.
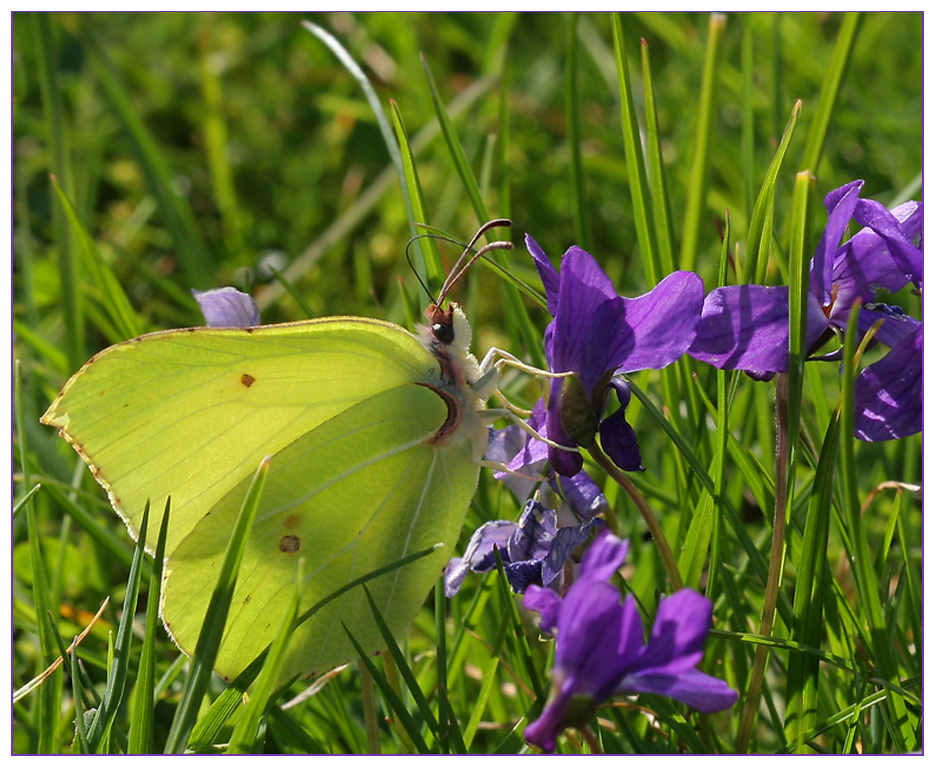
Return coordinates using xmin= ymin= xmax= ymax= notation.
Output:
xmin=443 ymin=520 xmax=517 ymax=596
xmin=525 ymin=234 xmax=561 ymax=316
xmin=605 ymin=271 xmax=705 ymax=373
xmin=541 ymin=518 xmax=603 ymax=587
xmin=578 ymin=529 xmax=629 ymax=584
xmin=193 ymin=287 xmax=261 ymax=327
xmin=621 ymin=668 xmax=739 ymax=713
xmin=854 ymin=325 xmax=922 ymax=441
xmin=636 ymin=589 xmax=712 ymax=675
xmin=598 ymin=379 xmax=644 ymax=472
xmin=811 ymin=180 xmax=864 ymax=305
xmin=688 ymin=285 xmax=827 ymax=373
xmin=523 ymin=584 xmax=563 ymax=635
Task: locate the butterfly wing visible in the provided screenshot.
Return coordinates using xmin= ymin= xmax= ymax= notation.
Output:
xmin=42 ymin=317 xmax=482 ymax=679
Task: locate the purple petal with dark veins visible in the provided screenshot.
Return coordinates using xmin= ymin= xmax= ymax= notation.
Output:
xmin=605 ymin=271 xmax=705 ymax=373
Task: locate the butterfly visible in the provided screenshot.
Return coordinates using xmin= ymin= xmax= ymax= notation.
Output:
xmin=42 ymin=220 xmax=513 ymax=681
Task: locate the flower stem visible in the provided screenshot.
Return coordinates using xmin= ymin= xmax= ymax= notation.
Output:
xmin=587 ymin=443 xmax=684 ymax=591
xmin=735 ymin=373 xmax=790 ymax=752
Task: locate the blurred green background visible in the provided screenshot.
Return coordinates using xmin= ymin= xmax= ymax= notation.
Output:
xmin=12 ymin=12 xmax=922 ymax=335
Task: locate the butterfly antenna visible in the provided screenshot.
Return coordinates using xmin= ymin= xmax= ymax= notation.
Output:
xmin=404 ymin=234 xmax=437 ymax=304
xmin=435 ymin=218 xmax=513 ymax=305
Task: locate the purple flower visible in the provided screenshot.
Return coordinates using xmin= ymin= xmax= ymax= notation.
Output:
xmin=526 ymin=235 xmax=704 ymax=476
xmin=490 ymin=401 xmax=610 ymax=524
xmin=688 ymin=180 xmax=922 ymax=440
xmin=854 ymin=325 xmax=922 ymax=441
xmin=523 ymin=531 xmax=738 ymax=753
xmin=444 ymin=411 xmax=610 ymax=597
xmin=193 ymin=287 xmax=261 ymax=327
xmin=443 ymin=499 xmax=602 ymax=596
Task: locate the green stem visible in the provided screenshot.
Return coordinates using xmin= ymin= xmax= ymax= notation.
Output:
xmin=588 ymin=443 xmax=683 ymax=591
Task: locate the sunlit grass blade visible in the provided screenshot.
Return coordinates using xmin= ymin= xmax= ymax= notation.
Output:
xmin=197 ymin=28 xmax=246 ymax=264
xmin=164 ymin=456 xmax=271 ymax=754
xmin=127 ymin=498 xmax=171 ymax=754
xmin=743 ymin=100 xmax=802 ymax=286
xmin=266 ymin=263 xmax=317 ymax=319
xmin=85 ymin=502 xmax=150 ymax=751
xmin=463 ymin=655 xmax=500 ymax=750
xmin=435 ymin=580 xmax=467 ymax=754
xmin=420 ymin=52 xmax=488 ymax=228
xmin=786 ymin=171 xmax=814 ymax=453
xmin=639 ymin=39 xmax=676 ymax=276
xmin=798 ymin=12 xmax=862 ymax=174
xmin=302 ymin=20 xmax=409 ymax=225
xmin=50 ymin=176 xmax=141 ymax=342
xmin=390 ymin=99 xmax=444 ymax=292
xmin=226 ymin=557 xmax=302 ymax=754
xmin=678 ymin=13 xmax=727 ymax=273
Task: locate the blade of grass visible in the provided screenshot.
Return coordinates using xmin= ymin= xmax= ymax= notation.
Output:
xmin=678 ymin=13 xmax=727 ymax=273
xmin=164 ymin=456 xmax=271 ymax=754
xmin=17 ymin=359 xmax=64 ymax=754
xmin=85 ymin=502 xmax=150 ymax=751
xmin=784 ymin=411 xmax=839 ymax=752
xmin=419 ymin=52 xmax=488 ymax=228
xmin=301 ymin=21 xmax=410 ymax=230
xmin=342 ymin=622 xmax=430 ymax=754
xmin=226 ymin=556 xmax=302 ymax=754
xmin=33 ymin=12 xmax=82 ymax=371
xmin=127 ymin=498 xmax=172 ymax=755
xmin=639 ymin=39 xmax=676 ymax=276
xmin=736 ymin=171 xmax=812 ymax=752
xmin=50 ymin=176 xmax=141 ymax=341
xmin=390 ymin=99 xmax=444 ymax=292
xmin=80 ymin=24 xmax=214 ymax=287
xmin=838 ymin=303 xmax=916 ymax=751
xmin=564 ymin=13 xmax=590 ymax=251
xmin=435 ymin=580 xmax=467 ymax=754
xmin=186 ymin=543 xmax=442 ymax=750
xmin=361 ymin=587 xmax=440 ymax=743
xmin=610 ymin=12 xmax=661 ymax=285
xmin=798 ymin=12 xmax=862 ymax=174
xmin=197 ymin=24 xmax=246 ymax=264
xmin=743 ymin=100 xmax=802 ymax=286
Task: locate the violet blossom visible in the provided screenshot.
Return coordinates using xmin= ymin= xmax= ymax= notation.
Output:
xmin=526 ymin=235 xmax=704 ymax=476
xmin=193 ymin=286 xmax=261 ymax=327
xmin=523 ymin=530 xmax=738 ymax=753
xmin=444 ymin=407 xmax=608 ymax=596
xmin=688 ymin=180 xmax=922 ymax=440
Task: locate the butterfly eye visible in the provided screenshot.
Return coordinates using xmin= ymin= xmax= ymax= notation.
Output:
xmin=433 ymin=320 xmax=455 ymax=345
